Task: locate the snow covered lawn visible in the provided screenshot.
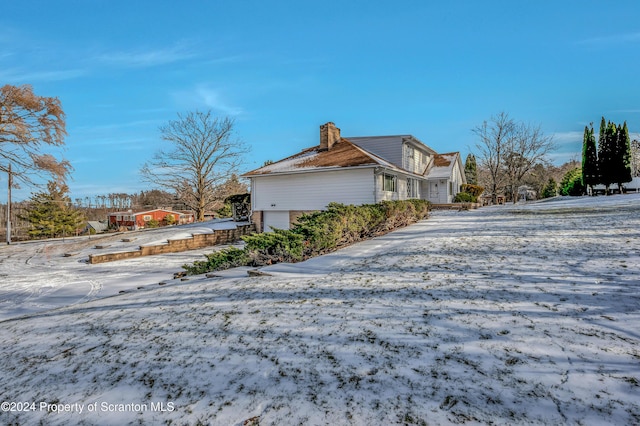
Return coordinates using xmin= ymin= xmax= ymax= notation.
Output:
xmin=0 ymin=218 xmax=244 ymax=321
xmin=0 ymin=195 xmax=639 ymax=425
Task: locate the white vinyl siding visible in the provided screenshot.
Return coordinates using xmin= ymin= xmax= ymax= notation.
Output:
xmin=405 ymin=145 xmax=415 ymax=173
xmin=403 ymin=144 xmax=432 ymax=174
xmin=376 ymin=172 xmax=413 ymax=202
xmin=252 ymin=168 xmax=375 ymax=211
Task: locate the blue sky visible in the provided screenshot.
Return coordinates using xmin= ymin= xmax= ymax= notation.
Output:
xmin=2 ymin=0 xmax=640 ymax=202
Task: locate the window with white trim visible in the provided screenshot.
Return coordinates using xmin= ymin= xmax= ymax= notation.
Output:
xmin=383 ymin=174 xmax=397 ymax=192
xmin=143 ymin=215 xmax=152 ymax=221
xmin=407 ymin=178 xmax=419 ymax=198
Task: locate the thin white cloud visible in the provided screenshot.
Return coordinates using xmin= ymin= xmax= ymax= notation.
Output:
xmin=552 ymin=130 xmax=640 ymax=147
xmin=579 ymin=32 xmax=640 ymax=46
xmin=172 ymin=85 xmax=244 ymax=116
xmin=552 ymin=131 xmax=583 ymax=144
xmin=549 ymin=151 xmax=581 ymax=165
xmin=0 ymin=27 xmax=87 ymax=83
xmin=203 ymin=54 xmax=247 ymax=65
xmin=96 ymin=44 xmax=197 ymax=68
xmin=0 ymin=67 xmax=86 ymax=83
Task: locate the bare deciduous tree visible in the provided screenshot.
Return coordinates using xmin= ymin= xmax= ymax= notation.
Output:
xmin=141 ymin=111 xmax=249 ymax=221
xmin=0 ymin=84 xmax=70 ymax=183
xmin=472 ymin=112 xmax=555 ymax=203
xmin=1 ymin=84 xmax=70 ymax=244
xmin=472 ymin=112 xmax=515 ymax=204
xmin=503 ymin=122 xmax=556 ymax=202
xmin=630 ymin=139 xmax=640 ymax=178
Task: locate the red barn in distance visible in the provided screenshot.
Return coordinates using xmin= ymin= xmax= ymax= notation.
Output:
xmin=108 ymin=208 xmax=195 ymax=230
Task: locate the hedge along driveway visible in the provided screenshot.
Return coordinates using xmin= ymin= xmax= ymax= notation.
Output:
xmin=183 ymin=200 xmax=431 ymax=275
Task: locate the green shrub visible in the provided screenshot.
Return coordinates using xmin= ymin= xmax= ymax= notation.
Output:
xmin=459 ymin=184 xmax=484 ymax=198
xmin=560 ymin=167 xmax=584 ymax=196
xmin=455 ymin=184 xmax=484 ymax=202
xmin=293 ymin=203 xmax=387 ymax=254
xmin=292 ymin=200 xmax=430 ymax=257
xmin=182 ymin=247 xmax=250 ymax=275
xmin=242 ymin=228 xmax=305 ymax=264
xmin=406 ymin=198 xmax=431 ymax=219
xmin=216 ymin=204 xmax=231 ymax=218
xmin=454 ymin=192 xmax=475 ymax=202
xmin=183 ymin=199 xmax=431 ymax=274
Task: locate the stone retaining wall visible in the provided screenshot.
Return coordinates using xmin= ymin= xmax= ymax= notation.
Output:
xmin=88 ymin=224 xmax=256 ymax=264
xmin=431 ymin=203 xmax=481 ymax=210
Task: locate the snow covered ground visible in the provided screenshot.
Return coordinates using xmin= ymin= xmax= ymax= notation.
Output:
xmin=0 ymin=218 xmax=244 ymax=321
xmin=0 ymin=195 xmax=639 ymax=425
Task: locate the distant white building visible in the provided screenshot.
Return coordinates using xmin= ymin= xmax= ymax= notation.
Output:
xmin=593 ymin=177 xmax=640 ymax=194
xmin=243 ymin=122 xmax=466 ymax=232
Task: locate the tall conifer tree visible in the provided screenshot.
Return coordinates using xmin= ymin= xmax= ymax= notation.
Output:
xmin=464 ymin=154 xmax=478 ymax=185
xmin=581 ymin=124 xmax=598 ymax=195
xmin=21 ymin=181 xmax=85 ymax=238
xmin=598 ymin=118 xmax=616 ymax=194
xmin=612 ymin=121 xmax=633 ymax=191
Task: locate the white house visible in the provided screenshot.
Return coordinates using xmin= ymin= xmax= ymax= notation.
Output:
xmin=243 ymin=122 xmax=466 ymax=232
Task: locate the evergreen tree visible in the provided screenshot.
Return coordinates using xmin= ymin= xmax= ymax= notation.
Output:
xmin=21 ymin=181 xmax=85 ymax=239
xmin=597 ymin=118 xmax=617 ymax=194
xmin=611 ymin=121 xmax=632 ymax=191
xmin=560 ymin=167 xmax=584 ymax=196
xmin=464 ymin=154 xmax=478 ymax=185
xmin=541 ymin=178 xmax=557 ymax=198
xmin=581 ymin=124 xmax=598 ymax=195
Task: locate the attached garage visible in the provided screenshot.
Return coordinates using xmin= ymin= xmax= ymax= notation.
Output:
xmin=263 ymin=211 xmax=291 ymax=232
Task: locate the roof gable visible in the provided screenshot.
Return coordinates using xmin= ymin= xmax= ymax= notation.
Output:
xmin=426 ymin=152 xmax=463 ymax=179
xmin=243 ymin=138 xmax=395 ymax=176
xmin=347 ymin=135 xmax=437 ymax=155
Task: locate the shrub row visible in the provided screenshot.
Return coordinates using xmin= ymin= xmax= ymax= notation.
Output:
xmin=183 ymin=199 xmax=430 ymax=275
xmin=182 ymin=247 xmax=250 ymax=275
xmin=454 ymin=183 xmax=485 ymax=203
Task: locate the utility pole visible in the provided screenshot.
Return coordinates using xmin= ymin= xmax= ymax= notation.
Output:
xmin=6 ymin=163 xmax=11 ymax=245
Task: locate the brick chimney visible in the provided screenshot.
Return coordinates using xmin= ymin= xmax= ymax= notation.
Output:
xmin=320 ymin=122 xmax=340 ymax=151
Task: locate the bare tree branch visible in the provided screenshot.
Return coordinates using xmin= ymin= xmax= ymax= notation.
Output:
xmin=472 ymin=112 xmax=556 ymax=203
xmin=0 ymin=84 xmax=69 ymax=185
xmin=472 ymin=112 xmax=516 ymax=204
xmin=140 ymin=111 xmax=249 ymax=221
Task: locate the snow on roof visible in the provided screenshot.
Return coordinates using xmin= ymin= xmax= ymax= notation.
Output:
xmin=243 ymin=138 xmax=398 ymax=176
xmin=426 ymin=152 xmax=459 ymax=179
xmin=108 ymin=208 xmax=189 ymax=217
xmin=86 ymin=221 xmax=108 ymax=232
